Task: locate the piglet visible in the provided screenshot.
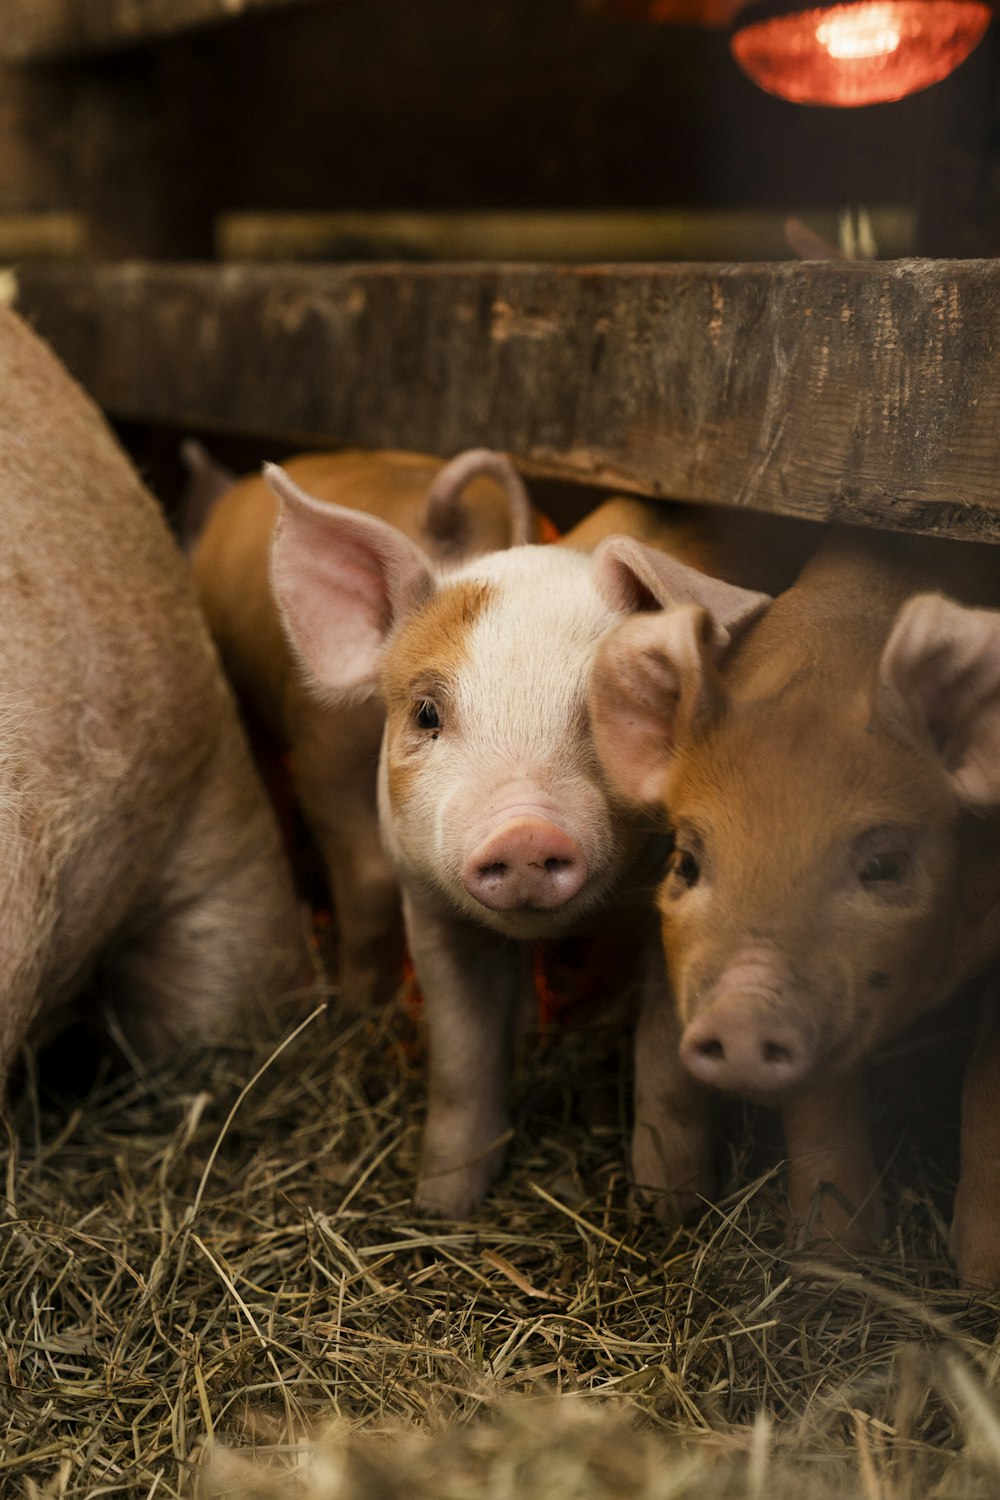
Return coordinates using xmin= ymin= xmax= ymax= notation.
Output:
xmin=0 ymin=304 xmax=309 ymax=1091
xmin=268 ymin=463 xmax=768 ymax=1214
xmin=590 ymin=525 xmax=1000 ymax=1284
xmin=192 ymin=447 xmax=537 ymax=1013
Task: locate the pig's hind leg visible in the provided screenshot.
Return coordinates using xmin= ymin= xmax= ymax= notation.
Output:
xmin=292 ymin=709 xmax=405 ymax=1012
xmin=102 ymin=751 xmax=312 ymax=1058
xmin=405 ymin=889 xmax=528 ymax=1217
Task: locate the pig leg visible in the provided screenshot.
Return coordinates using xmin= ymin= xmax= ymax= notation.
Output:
xmin=632 ymin=945 xmax=714 ymax=1221
xmin=405 ymin=888 xmax=529 ymax=1217
xmin=781 ymin=1074 xmax=885 ymax=1252
xmin=103 ymin=747 xmax=312 ymax=1056
xmin=950 ymin=990 xmax=1000 ymax=1288
xmin=292 ymin=707 xmax=405 ymax=1011
xmin=0 ymin=854 xmax=56 ymax=1096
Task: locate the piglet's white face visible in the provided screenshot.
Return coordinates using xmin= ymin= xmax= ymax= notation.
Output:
xmin=378 ymin=546 xmax=633 ymax=938
xmin=267 ymin=458 xmax=770 ymax=940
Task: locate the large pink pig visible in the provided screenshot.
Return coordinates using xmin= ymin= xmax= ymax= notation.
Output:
xmin=267 ymin=464 xmax=770 ymax=1215
xmin=590 ymin=525 xmax=1000 ymax=1285
xmin=0 ymin=305 xmax=309 ymax=1093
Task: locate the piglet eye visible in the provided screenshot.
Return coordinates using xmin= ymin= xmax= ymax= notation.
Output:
xmin=672 ymin=848 xmax=700 ymax=888
xmin=415 ymin=700 xmax=441 ymax=732
xmin=861 ymin=852 xmax=907 ymax=884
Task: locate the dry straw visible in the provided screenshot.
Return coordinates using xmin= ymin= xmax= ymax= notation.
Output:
xmin=2 ymin=971 xmax=999 ymax=1498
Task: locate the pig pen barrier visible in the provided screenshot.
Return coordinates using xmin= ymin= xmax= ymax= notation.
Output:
xmin=5 ymin=260 xmax=1000 ymax=1494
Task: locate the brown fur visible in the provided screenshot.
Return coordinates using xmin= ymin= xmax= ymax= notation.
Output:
xmin=382 ymin=581 xmax=494 ymax=812
xmin=592 ymin=525 xmax=1000 ymax=1281
xmin=561 ymin=496 xmax=822 ymax=594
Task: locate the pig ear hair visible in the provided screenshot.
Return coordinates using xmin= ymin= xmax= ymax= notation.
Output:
xmin=423 ymin=448 xmax=534 ymax=549
xmin=592 ymin=534 xmax=771 ymax=644
xmin=878 ymin=592 xmax=1000 ymax=806
xmin=267 ymin=463 xmax=434 ymax=699
xmin=590 ymin=605 xmax=721 ymax=808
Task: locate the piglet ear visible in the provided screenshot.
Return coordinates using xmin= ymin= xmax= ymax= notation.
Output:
xmin=267 ymin=463 xmax=434 ymax=698
xmin=591 ymin=534 xmax=771 ymax=644
xmin=590 ymin=605 xmax=722 ymax=809
xmin=877 ymin=592 xmax=1000 ymax=806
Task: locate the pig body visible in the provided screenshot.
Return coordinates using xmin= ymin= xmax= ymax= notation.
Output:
xmin=268 ymin=463 xmax=773 ymax=1214
xmin=192 ymin=448 xmax=537 ymax=1013
xmin=0 ymin=306 xmax=308 ymax=1086
xmin=591 ymin=525 xmax=1000 ymax=1282
xmin=561 ymin=496 xmax=821 ymax=595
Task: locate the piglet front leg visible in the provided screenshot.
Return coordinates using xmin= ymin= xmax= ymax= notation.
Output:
xmin=632 ymin=945 xmax=715 ymax=1222
xmin=782 ymin=1072 xmax=885 ymax=1253
xmin=404 ymin=887 xmax=531 ymax=1217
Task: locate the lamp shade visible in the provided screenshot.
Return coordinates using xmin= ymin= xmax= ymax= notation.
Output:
xmin=730 ymin=0 xmax=991 ymax=104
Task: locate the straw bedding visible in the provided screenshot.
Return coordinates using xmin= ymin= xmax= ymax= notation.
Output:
xmin=3 ymin=956 xmax=1000 ymax=1498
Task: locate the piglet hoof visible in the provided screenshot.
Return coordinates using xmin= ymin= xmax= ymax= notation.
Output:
xmin=415 ymin=1156 xmax=502 ymax=1219
xmin=788 ymin=1185 xmax=886 ymax=1258
xmin=631 ymin=1125 xmax=715 ymax=1226
xmin=949 ymin=1195 xmax=1000 ymax=1291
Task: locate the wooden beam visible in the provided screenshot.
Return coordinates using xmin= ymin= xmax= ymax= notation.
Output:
xmin=12 ymin=259 xmax=1000 ymax=543
xmin=1 ymin=0 xmax=312 ymax=60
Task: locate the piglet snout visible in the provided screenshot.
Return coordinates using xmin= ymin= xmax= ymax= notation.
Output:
xmin=680 ymin=1000 xmax=810 ymax=1096
xmin=463 ymin=817 xmax=587 ymax=912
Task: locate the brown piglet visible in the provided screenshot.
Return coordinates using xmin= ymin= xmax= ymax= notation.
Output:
xmin=0 ymin=304 xmax=309 ymax=1090
xmin=590 ymin=524 xmax=1000 ymax=1285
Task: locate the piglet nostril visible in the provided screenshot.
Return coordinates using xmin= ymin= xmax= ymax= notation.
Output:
xmin=697 ymin=1036 xmax=725 ymax=1062
xmin=463 ymin=817 xmax=587 ymax=912
xmin=762 ymin=1039 xmax=793 ymax=1065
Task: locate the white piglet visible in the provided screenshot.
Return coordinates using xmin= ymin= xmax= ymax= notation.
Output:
xmin=268 ymin=462 xmax=766 ymax=1214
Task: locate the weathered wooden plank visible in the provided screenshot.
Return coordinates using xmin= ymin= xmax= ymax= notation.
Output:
xmin=1 ymin=0 xmax=313 ymax=59
xmin=12 ymin=259 xmax=1000 ymax=542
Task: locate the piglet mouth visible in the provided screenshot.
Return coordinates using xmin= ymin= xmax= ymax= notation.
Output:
xmin=462 ymin=815 xmax=588 ymax=914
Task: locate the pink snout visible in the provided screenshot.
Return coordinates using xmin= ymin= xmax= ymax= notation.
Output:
xmin=680 ymin=999 xmax=812 ymax=1097
xmin=462 ymin=816 xmax=587 ymax=912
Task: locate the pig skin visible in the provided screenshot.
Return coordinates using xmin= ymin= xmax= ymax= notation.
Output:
xmin=268 ymin=463 xmax=776 ymax=1217
xmin=191 ymin=448 xmax=536 ymax=1015
xmin=590 ymin=524 xmax=1000 ymax=1285
xmin=0 ymin=305 xmax=310 ymax=1087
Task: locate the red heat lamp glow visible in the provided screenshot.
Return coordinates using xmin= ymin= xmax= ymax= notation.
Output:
xmin=730 ymin=0 xmax=992 ymax=105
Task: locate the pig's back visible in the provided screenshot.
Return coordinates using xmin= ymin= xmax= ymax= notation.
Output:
xmin=0 ymin=307 xmax=241 ymax=954
xmin=724 ymin=526 xmax=1000 ymax=705
xmin=192 ymin=468 xmax=290 ymax=728
xmin=0 ymin=306 xmax=222 ymax=723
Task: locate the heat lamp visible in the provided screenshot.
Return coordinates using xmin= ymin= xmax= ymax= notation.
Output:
xmin=729 ymin=0 xmax=992 ymax=105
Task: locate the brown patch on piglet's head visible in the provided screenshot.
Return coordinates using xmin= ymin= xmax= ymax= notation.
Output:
xmin=591 ymin=588 xmax=1000 ymax=1104
xmin=380 ymin=578 xmax=495 ymax=814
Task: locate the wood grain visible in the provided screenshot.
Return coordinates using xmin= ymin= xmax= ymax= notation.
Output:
xmin=1 ymin=0 xmax=311 ymax=59
xmin=14 ymin=258 xmax=1000 ymax=541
